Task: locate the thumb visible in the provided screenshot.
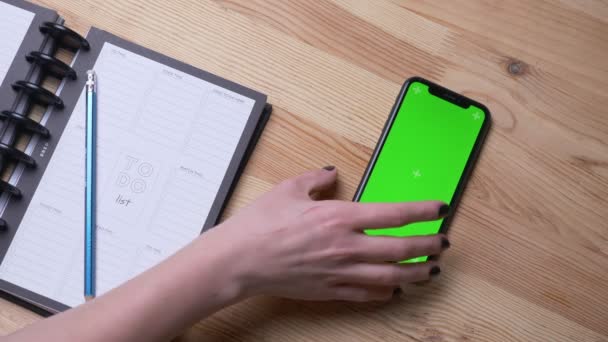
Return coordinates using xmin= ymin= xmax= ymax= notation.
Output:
xmin=286 ymin=166 xmax=337 ymax=198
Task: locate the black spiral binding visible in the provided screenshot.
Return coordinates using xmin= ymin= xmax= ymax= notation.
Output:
xmin=0 ymin=22 xmax=89 ymax=230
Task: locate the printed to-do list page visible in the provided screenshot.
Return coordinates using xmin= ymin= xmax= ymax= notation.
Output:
xmin=0 ymin=42 xmax=255 ymax=307
xmin=0 ymin=1 xmax=34 ymax=85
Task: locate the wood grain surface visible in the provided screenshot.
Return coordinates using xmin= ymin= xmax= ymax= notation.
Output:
xmin=1 ymin=1 xmax=607 ymax=341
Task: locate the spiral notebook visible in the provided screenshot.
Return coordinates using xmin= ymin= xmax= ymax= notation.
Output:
xmin=0 ymin=0 xmax=272 ymax=314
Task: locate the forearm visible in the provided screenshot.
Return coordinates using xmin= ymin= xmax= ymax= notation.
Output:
xmin=8 ymin=226 xmax=244 ymax=342
xmin=7 ymin=168 xmax=448 ymax=341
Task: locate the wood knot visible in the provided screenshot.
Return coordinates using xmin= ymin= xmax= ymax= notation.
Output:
xmin=507 ymin=59 xmax=527 ymax=76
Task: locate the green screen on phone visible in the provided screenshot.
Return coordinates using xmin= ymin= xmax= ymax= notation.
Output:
xmin=360 ymin=81 xmax=486 ymax=262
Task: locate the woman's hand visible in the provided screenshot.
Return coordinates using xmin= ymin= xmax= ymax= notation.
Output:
xmin=200 ymin=166 xmax=450 ymax=303
xmin=8 ymin=167 xmax=451 ymax=342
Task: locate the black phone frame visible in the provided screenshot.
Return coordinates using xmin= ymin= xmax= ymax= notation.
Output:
xmin=352 ymin=76 xmax=492 ymax=245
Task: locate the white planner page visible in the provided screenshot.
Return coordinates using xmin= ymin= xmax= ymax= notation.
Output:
xmin=0 ymin=42 xmax=255 ymax=307
xmin=0 ymin=1 xmax=34 ymax=85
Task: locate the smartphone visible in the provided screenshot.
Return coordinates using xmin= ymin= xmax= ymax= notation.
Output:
xmin=353 ymin=77 xmax=491 ymax=263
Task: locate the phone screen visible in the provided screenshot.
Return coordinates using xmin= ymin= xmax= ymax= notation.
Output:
xmin=359 ymin=80 xmax=487 ymax=262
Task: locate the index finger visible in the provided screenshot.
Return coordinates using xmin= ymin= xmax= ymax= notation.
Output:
xmin=339 ymin=201 xmax=449 ymax=230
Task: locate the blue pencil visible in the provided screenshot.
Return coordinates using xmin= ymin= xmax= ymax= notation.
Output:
xmin=84 ymin=70 xmax=97 ymax=301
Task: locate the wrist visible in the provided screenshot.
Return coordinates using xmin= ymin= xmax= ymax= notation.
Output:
xmin=190 ymin=225 xmax=253 ymax=305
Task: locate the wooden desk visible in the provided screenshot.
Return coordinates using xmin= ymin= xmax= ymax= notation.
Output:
xmin=1 ymin=1 xmax=607 ymax=341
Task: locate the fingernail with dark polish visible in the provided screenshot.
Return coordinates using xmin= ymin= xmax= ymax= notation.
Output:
xmin=323 ymin=165 xmax=335 ymax=171
xmin=441 ymin=237 xmax=450 ymax=250
xmin=430 ymin=266 xmax=441 ymax=277
xmin=438 ymin=204 xmax=450 ymax=218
